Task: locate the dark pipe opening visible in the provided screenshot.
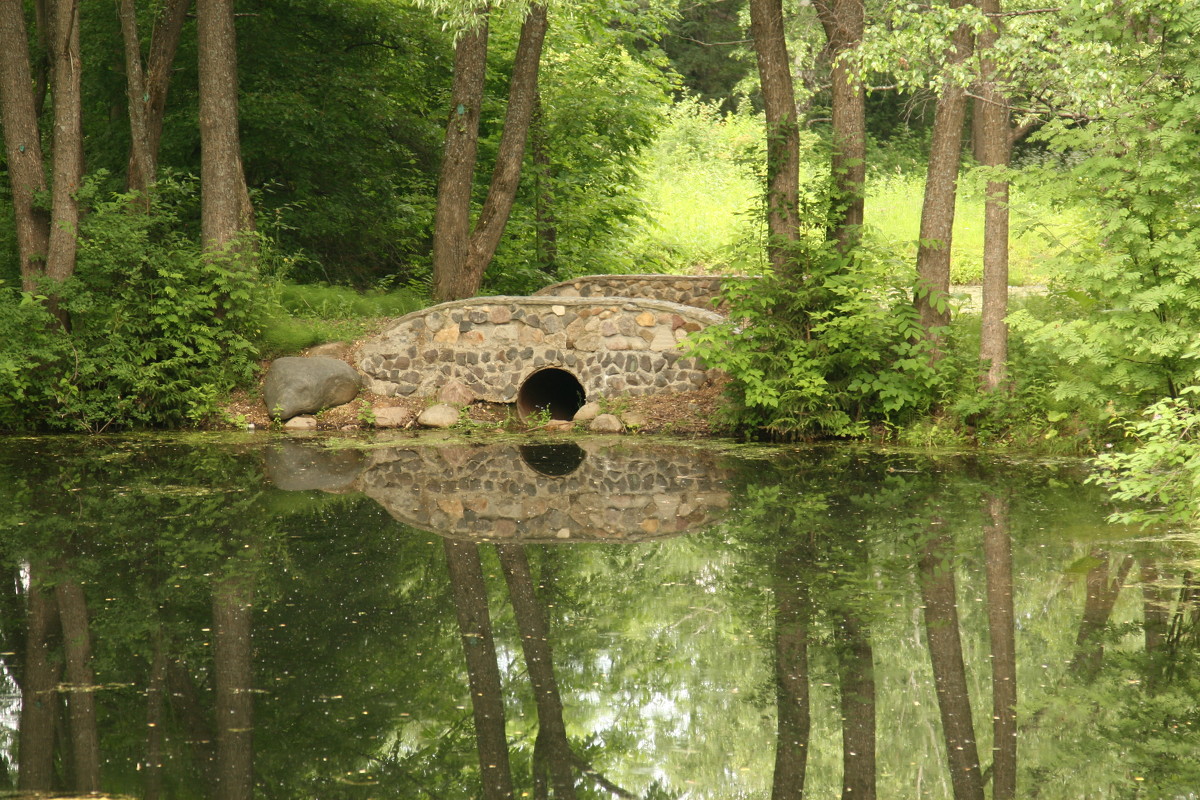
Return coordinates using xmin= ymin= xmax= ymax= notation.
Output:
xmin=516 ymin=367 xmax=585 ymax=422
xmin=520 ymin=442 xmax=586 ymax=476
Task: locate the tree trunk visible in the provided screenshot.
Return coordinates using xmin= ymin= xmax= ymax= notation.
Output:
xmin=213 ymin=570 xmax=255 ymax=800
xmin=55 ymin=577 xmax=101 ymax=792
xmin=0 ymin=0 xmax=51 ymax=291
xmin=17 ymin=567 xmax=59 ymax=792
xmin=432 ymin=4 xmax=549 ymax=302
xmin=45 ymin=0 xmax=83 ymax=287
xmin=122 ymin=0 xmax=191 ymax=194
xmin=914 ymin=0 xmax=975 ymax=343
xmin=983 ymin=494 xmax=1016 ymax=800
xmin=836 ymin=610 xmax=875 ymax=800
xmin=1140 ymin=559 xmax=1171 ymax=691
xmin=814 ymin=0 xmax=865 ymax=252
xmin=771 ymin=547 xmax=810 ymax=800
xmin=197 ymin=0 xmax=253 ymax=253
xmin=918 ymin=530 xmax=984 ymax=800
xmin=497 ymin=545 xmax=576 ymax=800
xmin=749 ymin=0 xmax=801 ymax=278
xmin=974 ymin=0 xmax=1013 ymax=390
xmin=444 ymin=540 xmax=514 ymax=800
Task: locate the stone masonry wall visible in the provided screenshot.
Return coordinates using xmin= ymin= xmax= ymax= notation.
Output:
xmin=533 ymin=274 xmax=735 ymax=313
xmin=355 ymin=296 xmax=725 ymax=402
xmin=357 ymin=441 xmax=731 ymax=542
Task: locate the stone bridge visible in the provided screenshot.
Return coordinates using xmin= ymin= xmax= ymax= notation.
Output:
xmin=533 ymin=274 xmax=731 ymax=313
xmin=356 ymin=292 xmax=726 ymax=419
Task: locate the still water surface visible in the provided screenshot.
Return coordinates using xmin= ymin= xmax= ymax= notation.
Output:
xmin=0 ymin=434 xmax=1196 ymax=799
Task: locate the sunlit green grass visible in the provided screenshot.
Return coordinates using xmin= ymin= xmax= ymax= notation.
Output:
xmin=260 ymin=283 xmax=429 ymax=356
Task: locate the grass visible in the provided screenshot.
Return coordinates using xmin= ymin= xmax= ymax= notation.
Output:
xmin=260 ymin=282 xmax=429 ymax=357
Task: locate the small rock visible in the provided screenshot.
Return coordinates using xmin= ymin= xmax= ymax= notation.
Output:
xmin=283 ymin=416 xmax=317 ymax=431
xmin=438 ymin=379 xmax=476 ymax=407
xmin=573 ymin=402 xmax=601 ymax=422
xmin=418 ymin=404 xmax=460 ymax=429
xmin=373 ymin=406 xmax=414 ymax=429
xmin=306 ymin=341 xmax=352 ymax=359
xmin=589 ymin=414 xmax=625 ymax=434
xmin=621 ymin=412 xmax=648 ymax=430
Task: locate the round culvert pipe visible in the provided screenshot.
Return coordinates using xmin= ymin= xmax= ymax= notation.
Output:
xmin=516 ymin=367 xmax=586 ymax=422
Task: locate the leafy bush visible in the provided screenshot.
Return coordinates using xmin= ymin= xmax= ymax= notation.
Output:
xmin=1090 ymin=392 xmax=1200 ymax=529
xmin=0 ymin=178 xmax=268 ymax=431
xmin=688 ymin=240 xmax=943 ymax=438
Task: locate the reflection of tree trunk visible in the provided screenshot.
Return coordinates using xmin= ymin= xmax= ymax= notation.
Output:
xmin=444 ymin=540 xmax=515 ymax=800
xmin=983 ymin=495 xmax=1016 ymax=800
xmin=55 ymin=577 xmax=101 ymax=792
xmin=18 ymin=568 xmax=60 ymax=792
xmin=213 ymin=571 xmax=255 ymax=800
xmin=1071 ymin=552 xmax=1134 ymax=681
xmin=145 ymin=630 xmax=168 ymax=800
xmin=772 ymin=547 xmax=810 ymax=800
xmin=497 ymin=544 xmax=576 ymax=800
xmin=167 ymin=658 xmax=216 ymax=787
xmin=836 ymin=610 xmax=875 ymax=799
xmin=1139 ymin=559 xmax=1170 ymax=691
xmin=918 ymin=530 xmax=984 ymax=800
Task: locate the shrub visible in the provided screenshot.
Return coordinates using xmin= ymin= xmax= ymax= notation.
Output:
xmin=0 ymin=177 xmax=268 ymax=431
xmin=688 ymin=240 xmax=944 ymax=438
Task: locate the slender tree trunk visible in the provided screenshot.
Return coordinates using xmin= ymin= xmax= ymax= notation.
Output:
xmin=432 ymin=4 xmax=549 ymax=302
xmin=532 ymin=94 xmax=558 ymax=275
xmin=17 ymin=568 xmax=60 ymax=792
xmin=497 ymin=545 xmax=576 ymax=800
xmin=983 ymin=494 xmax=1016 ymax=800
xmin=45 ymin=0 xmax=83 ymax=286
xmin=918 ymin=529 xmax=984 ymax=800
xmin=431 ymin=16 xmax=487 ymax=302
xmin=772 ymin=547 xmax=810 ymax=800
xmin=462 ymin=3 xmax=547 ymax=291
xmin=1071 ymin=552 xmax=1134 ymax=680
xmin=0 ymin=0 xmax=51 ymax=291
xmin=213 ymin=570 xmax=255 ymax=800
xmin=444 ymin=540 xmax=514 ymax=800
xmin=197 ymin=0 xmax=253 ymax=253
xmin=914 ymin=0 xmax=975 ymax=343
xmin=814 ymin=0 xmax=865 ymax=252
xmin=749 ymin=0 xmax=801 ymax=278
xmin=974 ymin=0 xmax=1013 ymax=390
xmin=55 ymin=577 xmax=101 ymax=792
xmin=121 ymin=0 xmax=191 ymax=194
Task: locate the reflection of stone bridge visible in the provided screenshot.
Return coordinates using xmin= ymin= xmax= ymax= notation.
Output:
xmin=355 ymin=275 xmax=734 ymax=418
xmin=357 ymin=441 xmax=730 ymax=542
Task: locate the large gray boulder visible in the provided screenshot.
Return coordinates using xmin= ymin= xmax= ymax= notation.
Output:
xmin=264 ymin=357 xmax=361 ymax=421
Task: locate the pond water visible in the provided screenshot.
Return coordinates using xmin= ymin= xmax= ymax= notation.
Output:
xmin=0 ymin=434 xmax=1196 ymax=799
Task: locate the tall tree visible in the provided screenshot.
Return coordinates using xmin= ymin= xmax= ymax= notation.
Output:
xmin=914 ymin=0 xmax=975 ymax=346
xmin=431 ymin=3 xmax=549 ymax=301
xmin=120 ymin=0 xmax=192 ymax=195
xmin=749 ymin=0 xmax=802 ymax=277
xmin=771 ymin=545 xmax=811 ymax=800
xmin=0 ymin=0 xmax=50 ymax=293
xmin=213 ymin=570 xmax=255 ymax=800
xmin=973 ymin=0 xmax=1031 ymax=391
xmin=197 ymin=0 xmax=253 ymax=253
xmin=814 ymin=0 xmax=866 ymax=252
xmin=17 ymin=568 xmax=59 ymax=792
